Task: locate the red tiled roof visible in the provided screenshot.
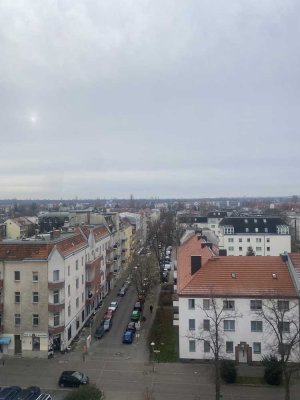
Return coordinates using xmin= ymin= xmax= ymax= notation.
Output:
xmin=179 ymin=256 xmax=297 ymax=298
xmin=0 ymin=232 xmax=88 ymax=260
xmin=177 ymin=234 xmax=216 ymax=293
xmin=93 ymin=225 xmax=110 ymax=242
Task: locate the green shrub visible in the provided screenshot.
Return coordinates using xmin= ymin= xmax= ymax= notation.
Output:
xmin=63 ymin=384 xmax=105 ymax=400
xmin=262 ymin=354 xmax=282 ymax=385
xmin=220 ymin=360 xmax=237 ymax=383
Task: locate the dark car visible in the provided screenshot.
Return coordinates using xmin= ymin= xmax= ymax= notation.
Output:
xmin=117 ymin=287 xmax=126 ymax=296
xmin=0 ymin=387 xmax=22 ymax=400
xmin=122 ymin=330 xmax=134 ymax=344
xmin=15 ymin=386 xmax=40 ymax=400
xmin=94 ymin=322 xmax=105 ymax=339
xmin=58 ymin=371 xmax=89 ymax=388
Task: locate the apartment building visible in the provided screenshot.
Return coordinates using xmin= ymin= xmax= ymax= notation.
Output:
xmin=176 ymin=234 xmax=299 ymax=363
xmin=0 ymin=225 xmax=112 ymax=358
xmin=218 ymin=216 xmax=291 ymax=256
xmin=5 ymin=217 xmax=36 ymax=239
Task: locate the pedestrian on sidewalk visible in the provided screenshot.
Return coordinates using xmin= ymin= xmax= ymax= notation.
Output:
xmin=150 ymin=305 xmax=153 ymax=314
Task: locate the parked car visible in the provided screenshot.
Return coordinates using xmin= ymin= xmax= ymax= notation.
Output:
xmin=36 ymin=395 xmax=52 ymax=400
xmin=15 ymin=386 xmax=40 ymax=400
xmin=108 ymin=301 xmax=118 ymax=312
xmin=0 ymin=387 xmax=22 ymax=400
xmin=134 ymin=301 xmax=142 ymax=312
xmin=103 ymin=318 xmax=112 ymax=332
xmin=104 ymin=309 xmax=114 ymax=320
xmin=122 ymin=330 xmax=134 ymax=344
xmin=58 ymin=371 xmax=89 ymax=388
xmin=117 ymin=287 xmax=126 ymax=296
xmin=126 ymin=321 xmax=136 ymax=333
xmin=94 ymin=322 xmax=105 ymax=339
xmin=131 ymin=310 xmax=141 ymax=321
xmin=164 ymin=263 xmax=171 ymax=271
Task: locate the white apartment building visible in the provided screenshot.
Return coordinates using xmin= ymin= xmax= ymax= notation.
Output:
xmin=218 ymin=217 xmax=291 ymax=256
xmin=176 ymin=234 xmax=299 ymax=364
xmin=0 ymin=225 xmax=111 ymax=358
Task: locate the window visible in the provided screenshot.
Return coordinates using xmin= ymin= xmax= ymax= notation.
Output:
xmin=203 ymin=319 xmax=210 ymax=331
xmin=239 ymin=247 xmax=242 ymax=251
xmin=76 ymin=260 xmax=79 ymax=270
xmin=228 ymin=238 xmax=234 ymax=243
xmin=247 ymin=238 xmax=250 ymax=242
xmin=224 ymin=320 xmax=235 ymax=331
xmin=68 ymin=285 xmax=71 ymax=296
xmin=15 ymin=314 xmax=21 ymax=326
xmin=267 ymin=238 xmax=270 ymax=243
xmin=82 ymin=292 xmax=84 ymax=302
xmin=204 ymin=340 xmax=210 ymax=353
xmin=32 ymin=272 xmax=38 ymax=282
xmin=224 ymin=226 xmax=234 ymax=235
xmin=188 ymin=299 xmax=195 ymax=310
xmin=68 ymin=305 xmax=71 ymax=317
xmin=76 ymin=278 xmax=79 ymax=289
xmin=32 ymin=292 xmax=39 ymax=303
xmin=15 ymin=292 xmax=20 ymax=303
xmin=53 ymin=290 xmax=59 ymax=304
xmin=267 ymin=247 xmax=270 ymax=251
xmin=250 ymin=300 xmax=262 ymax=310
xmin=14 ymin=271 xmax=20 ymax=281
xmin=228 ymin=246 xmax=234 ymax=251
xmin=251 ymin=321 xmax=263 ymax=332
xmin=189 ymin=340 xmax=196 ymax=352
xmin=81 ymin=256 xmax=84 ymax=266
xmin=223 ymin=300 xmax=235 ymax=310
xmin=53 ymin=270 xmax=59 ymax=281
xmin=253 ymin=342 xmax=261 ymax=354
xmin=278 ymin=321 xmax=290 ymax=333
xmin=54 ymin=312 xmax=60 ymax=326
xmin=32 ymin=314 xmax=39 ymax=326
xmin=264 ymin=228 xmax=268 ymax=233
xmin=245 ymin=228 xmax=249 ymax=233
xmin=82 ymin=274 xmax=84 ymax=284
xmin=278 ymin=300 xmax=289 ymax=311
xmin=256 ymin=247 xmax=262 ymax=252
xmin=203 ymin=299 xmax=210 ymax=310
xmin=256 ymin=238 xmax=261 ymax=243
xmin=255 ymin=228 xmax=259 ymax=233
xmin=254 ymin=219 xmax=257 ymax=224
xmin=68 ymin=266 xmax=70 ymax=276
xmin=239 ymin=238 xmax=242 ymax=243
xmin=189 ymin=319 xmax=196 ymax=331
xmin=76 ymin=297 xmax=79 ymax=308
xmin=226 ymin=341 xmax=233 ymax=353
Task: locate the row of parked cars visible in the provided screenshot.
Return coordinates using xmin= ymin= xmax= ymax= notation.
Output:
xmin=160 ymin=245 xmax=172 ymax=282
xmin=94 ymin=279 xmax=130 ymax=340
xmin=122 ymin=301 xmax=143 ymax=344
xmin=0 ymin=387 xmax=51 ymax=400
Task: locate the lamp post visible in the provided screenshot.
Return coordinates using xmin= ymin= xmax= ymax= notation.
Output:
xmin=150 ymin=342 xmax=155 ymax=372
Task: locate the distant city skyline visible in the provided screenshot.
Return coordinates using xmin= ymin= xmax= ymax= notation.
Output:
xmin=1 ymin=1 xmax=299 ymax=199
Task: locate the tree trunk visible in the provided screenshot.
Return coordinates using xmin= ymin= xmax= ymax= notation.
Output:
xmin=215 ymin=360 xmax=221 ymax=400
xmin=284 ymin=369 xmax=290 ymax=400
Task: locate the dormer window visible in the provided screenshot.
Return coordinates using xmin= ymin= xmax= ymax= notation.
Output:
xmin=263 ymin=219 xmax=267 ymax=223
xmin=224 ymin=226 xmax=234 ymax=235
xmin=244 ymin=219 xmax=248 ymax=223
xmin=254 ymin=219 xmax=257 ymax=223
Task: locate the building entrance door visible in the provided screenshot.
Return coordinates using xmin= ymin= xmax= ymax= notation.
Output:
xmin=14 ymin=335 xmax=22 ymax=355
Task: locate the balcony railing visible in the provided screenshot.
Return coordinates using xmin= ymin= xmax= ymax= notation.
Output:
xmin=48 ymin=324 xmax=65 ymax=334
xmin=48 ymin=281 xmax=64 ymax=289
xmin=48 ymin=302 xmax=65 ymax=312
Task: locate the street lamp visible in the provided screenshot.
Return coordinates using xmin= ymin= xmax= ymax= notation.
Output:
xmin=150 ymin=342 xmax=155 ymax=372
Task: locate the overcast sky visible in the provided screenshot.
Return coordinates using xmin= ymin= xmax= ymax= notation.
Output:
xmin=1 ymin=0 xmax=299 ymax=199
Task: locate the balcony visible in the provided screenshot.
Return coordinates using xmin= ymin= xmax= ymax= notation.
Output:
xmin=48 ymin=301 xmax=65 ymax=312
xmin=48 ymin=281 xmax=64 ymax=290
xmin=48 ymin=324 xmax=65 ymax=334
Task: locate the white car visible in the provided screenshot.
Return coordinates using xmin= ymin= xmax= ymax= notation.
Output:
xmin=164 ymin=263 xmax=171 ymax=271
xmin=108 ymin=301 xmax=118 ymax=312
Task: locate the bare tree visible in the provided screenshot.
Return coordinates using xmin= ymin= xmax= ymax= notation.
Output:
xmin=188 ymin=296 xmax=242 ymax=400
xmin=257 ymin=298 xmax=300 ymax=400
xmin=131 ymin=253 xmax=159 ymax=307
